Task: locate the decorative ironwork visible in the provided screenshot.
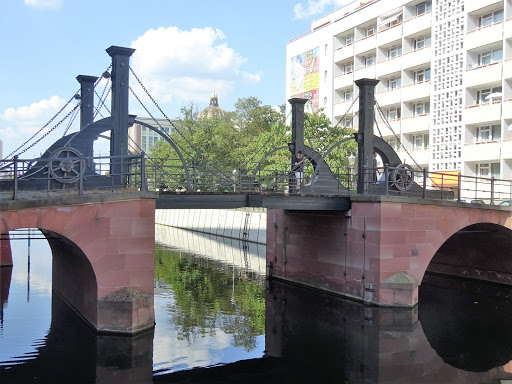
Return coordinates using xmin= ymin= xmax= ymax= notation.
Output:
xmin=390 ymin=163 xmax=414 ymax=191
xmin=48 ymin=147 xmax=84 ymax=183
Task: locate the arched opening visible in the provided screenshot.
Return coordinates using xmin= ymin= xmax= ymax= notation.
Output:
xmin=426 ymin=223 xmax=512 ymax=285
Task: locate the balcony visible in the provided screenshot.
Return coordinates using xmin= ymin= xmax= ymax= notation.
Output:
xmin=504 ymin=58 xmax=512 ymax=79
xmin=401 ymin=81 xmax=430 ymax=102
xmin=375 ymin=118 xmax=400 ymax=135
xmin=375 ymin=88 xmax=401 ymax=106
xmin=376 ymin=56 xmax=402 ymax=77
xmin=354 ymin=34 xmax=377 ymax=55
xmin=465 ymin=102 xmax=502 ymax=125
xmin=403 ymin=11 xmax=431 ymax=37
xmin=334 ymin=44 xmax=354 ymax=63
xmin=333 ymin=100 xmax=356 ymax=117
xmin=401 ymin=114 xmax=430 ymax=134
xmin=354 ymin=64 xmax=377 ymax=80
xmin=334 ymin=73 xmax=355 ymax=90
xmin=463 ymin=141 xmax=501 ymax=162
xmin=465 ymin=62 xmax=502 ymax=88
xmin=466 ymin=0 xmax=502 ymax=14
xmin=503 ymin=139 xmax=512 ymax=160
xmin=377 ymin=24 xmax=402 ymax=46
xmin=506 ymin=18 xmax=512 ymax=40
xmin=466 ymin=22 xmax=503 ymax=51
xmin=399 ymin=147 xmax=428 ymax=165
xmin=502 ymin=99 xmax=512 ymax=119
xmin=402 ymin=46 xmax=431 ymax=69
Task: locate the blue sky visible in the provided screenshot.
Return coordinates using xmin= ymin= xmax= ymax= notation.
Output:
xmin=0 ymin=0 xmax=350 ymax=159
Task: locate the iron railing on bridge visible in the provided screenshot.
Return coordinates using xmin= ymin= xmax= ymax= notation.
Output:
xmin=1 ymin=155 xmax=511 ymax=206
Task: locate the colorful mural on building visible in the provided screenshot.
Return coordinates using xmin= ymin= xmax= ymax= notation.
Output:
xmin=290 ymin=47 xmax=320 ymax=113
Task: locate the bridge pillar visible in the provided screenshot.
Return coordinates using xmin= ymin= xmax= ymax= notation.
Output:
xmin=106 ymin=46 xmax=136 ymax=184
xmin=355 ymin=78 xmax=379 ymax=194
xmin=0 ymin=193 xmax=157 ymax=334
xmin=0 ymin=233 xmax=12 ymax=267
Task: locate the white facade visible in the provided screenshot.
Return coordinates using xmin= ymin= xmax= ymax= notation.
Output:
xmin=286 ymin=0 xmax=512 ymax=178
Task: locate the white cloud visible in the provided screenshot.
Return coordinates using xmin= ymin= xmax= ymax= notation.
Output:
xmin=293 ymin=0 xmax=349 ymax=19
xmin=24 ymin=0 xmax=63 ymax=10
xmin=0 ymin=96 xmax=76 ymax=158
xmin=129 ymin=26 xmax=261 ymax=109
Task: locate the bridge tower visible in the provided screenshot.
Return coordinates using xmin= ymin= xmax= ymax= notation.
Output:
xmin=355 ymin=78 xmax=379 ymax=194
xmin=107 ymin=46 xmax=135 ymax=183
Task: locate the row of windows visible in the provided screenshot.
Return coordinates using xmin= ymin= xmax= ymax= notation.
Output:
xmin=336 ymin=1 xmax=432 ymax=46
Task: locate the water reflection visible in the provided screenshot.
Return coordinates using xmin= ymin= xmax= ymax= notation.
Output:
xmin=2 ymin=227 xmax=512 ymax=383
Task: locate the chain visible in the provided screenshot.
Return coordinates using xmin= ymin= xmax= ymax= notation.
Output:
xmin=62 ymin=103 xmax=81 ymax=137
xmin=4 ymin=93 xmax=78 ymax=159
xmin=302 ymin=96 xmax=359 ymax=166
xmin=14 ymin=103 xmax=81 ymax=158
xmin=129 ymin=66 xmax=236 ymax=184
xmin=129 ymin=86 xmax=195 ymax=160
xmin=375 ymin=100 xmax=421 ymax=169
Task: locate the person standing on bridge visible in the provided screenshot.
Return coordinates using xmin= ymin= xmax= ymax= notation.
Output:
xmin=373 ymin=151 xmax=380 ymax=183
xmin=293 ymin=151 xmax=305 ymax=193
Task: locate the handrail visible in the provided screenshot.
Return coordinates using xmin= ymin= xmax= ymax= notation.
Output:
xmin=1 ymin=156 xmax=511 ymax=205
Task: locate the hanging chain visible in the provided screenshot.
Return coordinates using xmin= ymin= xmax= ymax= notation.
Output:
xmin=375 ymin=100 xmax=421 ymax=169
xmin=4 ymin=93 xmax=79 ymax=159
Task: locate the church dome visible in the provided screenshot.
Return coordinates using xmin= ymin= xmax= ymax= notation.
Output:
xmin=198 ymin=91 xmax=227 ymax=119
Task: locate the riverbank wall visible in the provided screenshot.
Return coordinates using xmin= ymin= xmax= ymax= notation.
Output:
xmin=155 ymin=209 xmax=267 ymax=244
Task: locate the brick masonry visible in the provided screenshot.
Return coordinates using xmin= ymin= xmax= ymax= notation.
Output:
xmin=0 ymin=196 xmax=156 ymax=334
xmin=267 ymin=199 xmax=512 ymax=307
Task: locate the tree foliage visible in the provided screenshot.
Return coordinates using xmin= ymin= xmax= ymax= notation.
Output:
xmin=147 ymin=98 xmax=357 ymax=190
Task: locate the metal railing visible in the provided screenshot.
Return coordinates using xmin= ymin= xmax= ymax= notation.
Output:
xmin=0 ymin=154 xmax=147 ymax=199
xmin=1 ymin=155 xmax=511 ymax=206
xmin=362 ymin=165 xmax=512 ymax=205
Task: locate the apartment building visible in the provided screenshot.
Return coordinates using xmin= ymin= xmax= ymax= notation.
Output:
xmin=286 ymin=0 xmax=512 ymax=179
xmin=128 ymin=117 xmax=175 ymax=154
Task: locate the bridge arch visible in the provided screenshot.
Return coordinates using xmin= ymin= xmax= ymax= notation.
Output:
xmin=0 ymin=195 xmax=156 ymax=333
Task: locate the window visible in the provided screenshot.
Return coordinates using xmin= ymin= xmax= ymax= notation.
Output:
xmin=388 ymin=45 xmax=402 ymax=58
xmin=340 ymin=33 xmax=354 ymax=46
xmin=477 ymin=86 xmax=502 ymax=104
xmin=343 ymin=89 xmax=353 ymax=101
xmin=477 ymin=163 xmax=500 ymax=178
xmin=388 ymin=76 xmax=401 ymax=90
xmin=324 ymin=70 xmax=328 ymax=81
xmin=411 ymin=134 xmax=429 ymax=149
xmin=340 ymin=116 xmax=354 ymax=128
xmin=344 ymin=62 xmax=354 ymax=73
xmin=416 ymin=1 xmax=432 ymax=16
xmin=414 ymin=36 xmax=431 ymax=49
xmin=365 ymin=54 xmax=376 ymax=66
xmin=324 ymin=96 xmax=328 ymax=107
xmin=386 ymin=137 xmax=401 ymax=150
xmin=325 ymin=44 xmax=328 ymax=55
xmin=413 ymin=101 xmax=430 ymax=116
xmin=476 ymin=125 xmax=501 ymax=142
xmin=365 ymin=25 xmax=376 ymax=37
xmin=479 ymin=9 xmax=504 ymax=27
xmin=478 ymin=49 xmax=502 ymax=65
xmin=387 ymin=107 xmax=401 ymax=120
xmin=414 ymin=68 xmax=431 ymax=83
